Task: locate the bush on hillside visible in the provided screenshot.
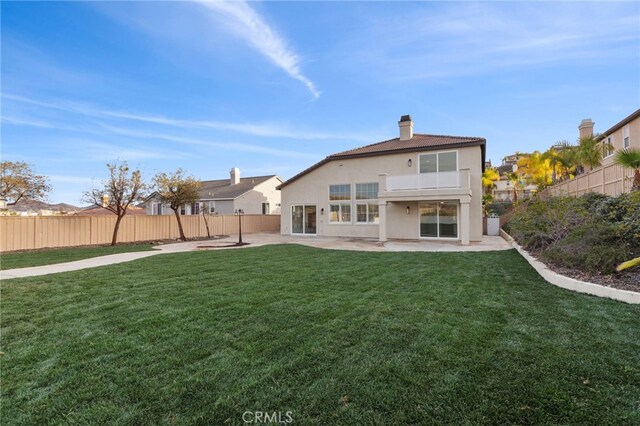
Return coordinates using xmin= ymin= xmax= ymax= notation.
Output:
xmin=505 ymin=192 xmax=639 ymax=275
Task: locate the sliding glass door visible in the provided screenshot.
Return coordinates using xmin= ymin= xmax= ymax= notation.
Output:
xmin=419 ymin=202 xmax=458 ymax=239
xmin=292 ymin=205 xmax=317 ymax=235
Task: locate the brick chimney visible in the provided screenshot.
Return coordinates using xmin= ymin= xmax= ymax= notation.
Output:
xmin=578 ymin=119 xmax=594 ymax=139
xmin=230 ymin=167 xmax=240 ymax=185
xmin=399 ymin=115 xmax=414 ymax=141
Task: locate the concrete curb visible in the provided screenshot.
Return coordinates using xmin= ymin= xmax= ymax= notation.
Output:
xmin=500 ymin=229 xmax=640 ymax=304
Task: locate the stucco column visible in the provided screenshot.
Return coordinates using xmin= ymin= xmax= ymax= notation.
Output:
xmin=460 ymin=200 xmax=470 ymax=246
xmin=378 ymin=173 xmax=388 ymax=242
xmin=378 ymin=201 xmax=387 ymax=242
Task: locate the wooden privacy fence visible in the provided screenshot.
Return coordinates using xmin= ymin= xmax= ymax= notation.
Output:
xmin=0 ymin=214 xmax=280 ymax=252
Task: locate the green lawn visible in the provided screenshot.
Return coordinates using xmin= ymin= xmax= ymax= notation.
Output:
xmin=0 ymin=244 xmax=155 ymax=270
xmin=3 ymin=245 xmax=639 ymax=425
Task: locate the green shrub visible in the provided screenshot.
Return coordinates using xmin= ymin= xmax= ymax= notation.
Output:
xmin=506 ymin=192 xmax=639 ymax=275
xmin=505 ymin=197 xmax=589 ymax=251
xmin=486 ymin=202 xmax=514 ymax=217
xmin=542 ymin=223 xmax=630 ymax=274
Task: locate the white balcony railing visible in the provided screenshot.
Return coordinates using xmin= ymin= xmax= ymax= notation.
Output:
xmin=385 ymin=170 xmax=470 ymax=192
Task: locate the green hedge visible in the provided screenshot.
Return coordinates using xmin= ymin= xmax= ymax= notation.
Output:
xmin=486 ymin=202 xmax=514 ymax=217
xmin=504 ymin=192 xmax=640 ymax=274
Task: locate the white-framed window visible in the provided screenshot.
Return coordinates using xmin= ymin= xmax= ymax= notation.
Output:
xmin=355 ymin=182 xmax=379 ymax=224
xmin=329 ymin=184 xmax=352 ymax=223
xmin=603 ymin=136 xmax=615 ymax=158
xmin=152 ymin=202 xmax=163 ymax=215
xmin=262 ymin=202 xmax=270 ymax=215
xmin=180 ymin=204 xmax=186 ymax=215
xmin=329 ymin=184 xmax=351 ymax=200
xmin=191 ymin=202 xmax=200 ymax=215
xmin=329 ymin=203 xmax=351 ymax=223
xmin=419 ymin=151 xmax=458 ymax=173
xmin=623 ymin=125 xmax=630 ymax=149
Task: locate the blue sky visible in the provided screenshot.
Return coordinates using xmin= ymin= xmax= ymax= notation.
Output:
xmin=2 ymin=1 xmax=639 ymax=205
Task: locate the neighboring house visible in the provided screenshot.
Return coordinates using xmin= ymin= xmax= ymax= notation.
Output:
xmin=548 ymin=109 xmax=640 ymax=197
xmin=492 ymin=178 xmax=536 ymax=202
xmin=278 ymin=115 xmax=486 ymax=245
xmin=144 ymin=168 xmax=282 ymax=216
xmin=501 ymin=153 xmax=521 ymax=168
xmin=580 ymin=109 xmax=640 ymax=168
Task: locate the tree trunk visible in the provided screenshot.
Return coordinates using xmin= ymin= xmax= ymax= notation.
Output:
xmin=202 ymin=212 xmax=211 ymax=238
xmin=633 ymin=169 xmax=640 ymax=191
xmin=112 ymin=214 xmax=124 ymax=246
xmin=173 ymin=209 xmax=187 ymax=241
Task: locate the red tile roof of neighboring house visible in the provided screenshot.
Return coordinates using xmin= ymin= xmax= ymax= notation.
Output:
xmin=278 ymin=133 xmax=486 ymax=189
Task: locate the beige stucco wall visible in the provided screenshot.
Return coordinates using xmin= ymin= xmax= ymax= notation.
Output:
xmin=280 ymin=146 xmax=484 ymax=241
xmin=234 ymin=176 xmax=282 ymax=214
xmin=601 ymin=117 xmax=640 ymax=167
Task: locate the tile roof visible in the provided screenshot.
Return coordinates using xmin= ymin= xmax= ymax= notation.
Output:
xmin=278 ymin=133 xmax=486 ymax=189
xmin=198 ymin=175 xmax=279 ymax=200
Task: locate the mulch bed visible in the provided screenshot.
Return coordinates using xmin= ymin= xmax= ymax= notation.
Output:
xmin=527 ymin=248 xmax=639 ymax=293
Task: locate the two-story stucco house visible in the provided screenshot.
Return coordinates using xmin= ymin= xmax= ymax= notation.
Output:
xmin=144 ymin=168 xmax=282 ymax=216
xmin=278 ymin=116 xmax=486 ymax=245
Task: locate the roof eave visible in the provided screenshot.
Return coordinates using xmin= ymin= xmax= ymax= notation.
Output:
xmin=278 ymin=139 xmax=486 ymax=189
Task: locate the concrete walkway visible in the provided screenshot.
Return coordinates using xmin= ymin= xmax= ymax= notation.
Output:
xmin=1 ymin=233 xmax=511 ymax=280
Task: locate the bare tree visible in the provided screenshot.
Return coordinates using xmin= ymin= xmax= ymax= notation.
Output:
xmin=0 ymin=161 xmax=51 ymax=206
xmin=201 ymin=203 xmax=213 ymax=238
xmin=153 ymin=169 xmax=201 ymax=241
xmin=83 ymin=162 xmax=146 ymax=246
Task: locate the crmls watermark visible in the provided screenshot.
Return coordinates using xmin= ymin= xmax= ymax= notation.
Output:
xmin=242 ymin=411 xmax=294 ymax=424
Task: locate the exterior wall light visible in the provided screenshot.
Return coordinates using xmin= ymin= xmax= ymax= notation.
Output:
xmin=407 ymin=159 xmax=412 ymax=167
xmin=320 ymin=208 xmax=324 ymax=215
xmin=406 ymin=206 xmax=411 ymax=215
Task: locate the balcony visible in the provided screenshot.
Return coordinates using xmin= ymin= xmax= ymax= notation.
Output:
xmin=384 ymin=170 xmax=470 ymax=192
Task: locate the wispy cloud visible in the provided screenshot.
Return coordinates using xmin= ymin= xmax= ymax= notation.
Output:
xmin=3 ymin=93 xmax=376 ymax=142
xmin=98 ymin=124 xmax=319 ymax=160
xmin=196 ymin=0 xmax=320 ymax=99
xmin=341 ymin=2 xmax=640 ymax=82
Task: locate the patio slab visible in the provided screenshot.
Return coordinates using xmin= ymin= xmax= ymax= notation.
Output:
xmin=1 ymin=233 xmax=511 ymax=280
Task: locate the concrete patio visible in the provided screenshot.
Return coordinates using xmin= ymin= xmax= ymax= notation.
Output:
xmin=193 ymin=232 xmax=512 ymax=252
xmin=1 ymin=232 xmax=511 ymax=280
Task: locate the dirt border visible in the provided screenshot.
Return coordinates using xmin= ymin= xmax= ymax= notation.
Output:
xmin=501 ymin=230 xmax=640 ymax=304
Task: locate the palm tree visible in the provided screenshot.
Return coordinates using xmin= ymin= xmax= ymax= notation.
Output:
xmin=506 ymin=172 xmax=522 ymax=203
xmin=482 ymin=168 xmax=500 ymax=195
xmin=543 ymin=142 xmax=577 ymax=182
xmin=516 ymin=151 xmax=554 ymax=188
xmin=575 ymin=134 xmax=611 ymax=172
xmin=614 ymin=148 xmax=640 ymax=191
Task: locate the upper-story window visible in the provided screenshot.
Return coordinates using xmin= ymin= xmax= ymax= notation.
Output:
xmin=623 ymin=125 xmax=630 ymax=149
xmin=329 ymin=184 xmax=351 ymax=223
xmin=356 ymin=183 xmax=379 ymax=224
xmin=603 ymin=136 xmax=615 ymax=158
xmin=329 ymin=184 xmax=351 ymax=200
xmin=419 ymin=151 xmax=457 ymax=173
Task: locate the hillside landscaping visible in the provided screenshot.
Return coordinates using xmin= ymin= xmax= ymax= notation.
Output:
xmin=505 ymin=192 xmax=640 ymax=291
